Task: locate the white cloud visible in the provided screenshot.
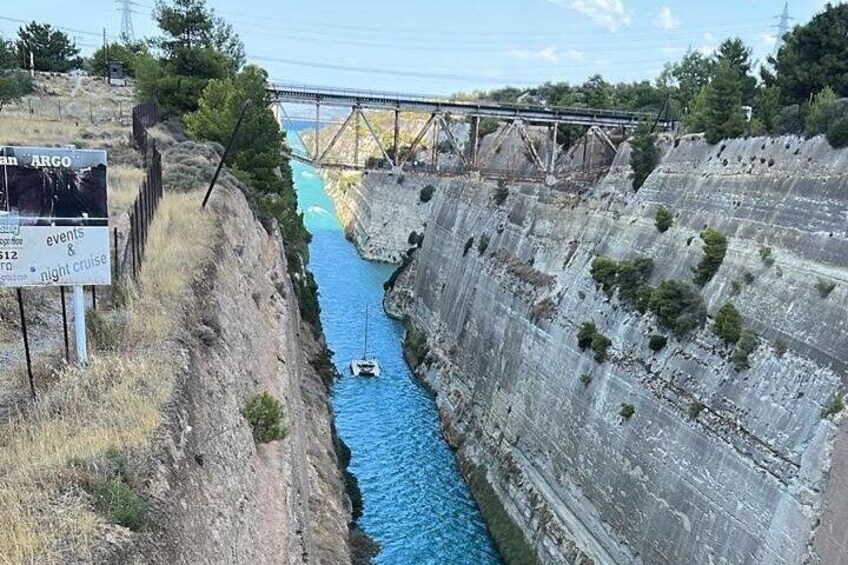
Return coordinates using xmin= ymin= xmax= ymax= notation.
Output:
xmin=760 ymin=32 xmax=777 ymax=47
xmin=506 ymin=45 xmax=561 ymax=65
xmin=548 ymin=0 xmax=631 ymax=32
xmin=654 ymin=6 xmax=680 ymax=30
xmin=565 ymin=49 xmax=585 ymax=62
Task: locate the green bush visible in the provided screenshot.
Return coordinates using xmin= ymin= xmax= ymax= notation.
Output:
xmin=242 ymin=392 xmax=287 ymax=444
xmin=580 ymin=373 xmax=592 ymax=387
xmin=731 ymin=330 xmax=758 ymax=371
xmin=815 ymin=278 xmax=836 ymax=298
xmin=93 ymin=477 xmax=147 ymax=531
xmin=773 ymin=339 xmax=788 ymax=357
xmin=713 ymin=303 xmax=742 ymax=344
xmin=463 ymin=236 xmax=474 ymax=257
xmin=775 ymin=105 xmax=804 ymax=135
xmin=693 ymin=228 xmax=727 ymax=286
xmin=827 ymin=116 xmax=848 ymax=148
xmin=648 ymin=334 xmax=667 ymax=351
xmin=616 ymin=258 xmax=654 ymax=312
xmin=619 ymin=403 xmax=635 ymax=419
xmin=590 ymin=257 xmax=619 ymax=296
xmin=419 ymin=185 xmax=435 ymax=203
xmin=688 ymin=401 xmax=705 ymax=420
xmin=477 ymin=234 xmax=490 ymax=255
xmin=493 ymin=185 xmax=509 ymax=205
xmin=577 ymin=322 xmax=611 ymax=363
xmin=655 ymin=206 xmax=673 ymax=233
xmin=404 ymin=323 xmax=429 ymax=368
xmin=648 ymin=280 xmax=706 ymax=336
xmin=822 ymin=394 xmax=845 ymax=418
xmin=477 ymin=118 xmax=500 ymax=138
xmin=407 ymin=231 xmax=424 ymax=248
xmin=590 ymin=256 xmax=653 ymax=312
xmin=629 ymin=122 xmax=660 ymax=191
xmin=591 ymin=333 xmax=612 ymax=362
xmin=759 ymin=246 xmax=775 ymax=266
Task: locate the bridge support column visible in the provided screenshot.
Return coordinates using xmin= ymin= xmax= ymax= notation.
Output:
xmin=546 ymin=123 xmax=558 ymax=174
xmin=354 ymin=107 xmax=360 ymax=168
xmin=314 ymin=101 xmax=320 ymax=162
xmin=393 ymin=108 xmax=400 ymax=164
xmin=468 ymin=116 xmax=480 ymax=169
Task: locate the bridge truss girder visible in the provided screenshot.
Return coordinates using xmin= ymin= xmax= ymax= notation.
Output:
xmin=275 ymin=101 xmax=628 ymax=186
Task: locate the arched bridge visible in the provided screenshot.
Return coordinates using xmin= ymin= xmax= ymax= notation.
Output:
xmin=269 ymin=83 xmax=675 ymax=185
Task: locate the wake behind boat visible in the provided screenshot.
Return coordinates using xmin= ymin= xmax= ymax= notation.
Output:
xmin=350 ymin=304 xmax=381 ymax=376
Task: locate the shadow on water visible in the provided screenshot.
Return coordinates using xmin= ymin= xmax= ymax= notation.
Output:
xmin=293 ymin=159 xmax=502 ymax=564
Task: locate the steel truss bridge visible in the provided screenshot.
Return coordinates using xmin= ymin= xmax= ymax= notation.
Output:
xmin=269 ymin=83 xmax=675 ymax=185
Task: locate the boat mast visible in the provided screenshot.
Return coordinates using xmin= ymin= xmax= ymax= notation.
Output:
xmin=363 ymin=304 xmax=369 ymax=360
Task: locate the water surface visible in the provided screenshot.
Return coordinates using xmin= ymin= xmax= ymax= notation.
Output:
xmin=294 ymin=158 xmax=502 ymax=565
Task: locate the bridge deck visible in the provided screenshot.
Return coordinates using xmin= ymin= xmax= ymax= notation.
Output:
xmin=269 ymin=83 xmax=673 ymax=129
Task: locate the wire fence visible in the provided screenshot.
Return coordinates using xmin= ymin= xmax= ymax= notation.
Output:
xmin=119 ymin=104 xmax=163 ymax=280
xmin=3 ymin=96 xmax=132 ymax=124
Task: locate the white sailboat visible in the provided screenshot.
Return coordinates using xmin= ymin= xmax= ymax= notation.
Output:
xmin=350 ymin=305 xmax=381 ymax=377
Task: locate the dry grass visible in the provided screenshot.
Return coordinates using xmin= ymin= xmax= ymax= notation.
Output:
xmin=0 ymin=189 xmax=215 ymax=564
xmin=108 ymin=164 xmax=145 ymax=218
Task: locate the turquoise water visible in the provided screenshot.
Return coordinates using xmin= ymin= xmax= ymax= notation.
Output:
xmin=293 ymin=160 xmax=502 ymax=565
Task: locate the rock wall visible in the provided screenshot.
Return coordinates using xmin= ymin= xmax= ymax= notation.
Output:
xmin=383 ymin=134 xmax=848 ymax=564
xmin=129 ymin=178 xmax=352 ymax=564
xmin=325 ymin=170 xmax=434 ymax=262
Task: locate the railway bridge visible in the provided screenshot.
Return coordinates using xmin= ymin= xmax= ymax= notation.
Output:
xmin=269 ymin=83 xmax=674 ymax=185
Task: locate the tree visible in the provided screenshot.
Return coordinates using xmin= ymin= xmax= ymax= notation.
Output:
xmin=771 ymin=3 xmax=848 ymax=104
xmin=0 ymin=71 xmax=32 ymax=112
xmin=15 ymin=22 xmax=81 ymax=72
xmin=658 ymin=50 xmax=713 ymax=115
xmin=805 ymin=86 xmax=839 ymax=137
xmin=87 ymin=41 xmax=147 ymax=77
xmin=0 ymin=35 xmax=17 ymax=70
xmin=630 ymin=122 xmax=660 ymax=191
xmin=714 ymin=38 xmax=756 ymax=106
xmin=702 ymin=60 xmax=746 ymax=144
xmin=136 ymin=0 xmax=243 ymax=117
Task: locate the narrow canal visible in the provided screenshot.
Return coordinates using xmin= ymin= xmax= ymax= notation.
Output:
xmin=293 ymin=157 xmax=502 ymax=564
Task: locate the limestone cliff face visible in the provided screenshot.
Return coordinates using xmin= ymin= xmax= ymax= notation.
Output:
xmin=374 ymin=134 xmax=848 ymax=564
xmin=129 ymin=179 xmax=352 ymax=564
xmin=325 ymin=170 xmax=434 ymax=262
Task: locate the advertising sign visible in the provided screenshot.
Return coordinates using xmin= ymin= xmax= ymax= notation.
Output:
xmin=0 ymin=146 xmax=110 ymax=287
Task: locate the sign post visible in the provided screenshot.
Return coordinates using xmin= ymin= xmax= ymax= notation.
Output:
xmin=73 ymin=285 xmax=87 ymax=364
xmin=0 ymin=146 xmax=110 ymax=366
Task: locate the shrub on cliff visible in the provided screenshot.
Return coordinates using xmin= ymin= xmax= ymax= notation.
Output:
xmin=648 ymin=334 xmax=667 ymax=351
xmin=648 ymin=280 xmax=706 ymax=336
xmin=577 ymin=322 xmax=612 ymax=363
xmin=822 ymin=394 xmax=845 ymax=419
xmin=731 ymin=330 xmax=758 ymax=370
xmin=827 ymin=116 xmax=848 ymax=148
xmin=713 ymin=303 xmax=742 ymax=344
xmin=577 ymin=322 xmax=597 ymax=350
xmin=419 ymin=185 xmax=435 ymax=203
xmin=477 ymin=234 xmax=490 ymax=255
xmin=693 ymin=228 xmax=727 ymax=286
xmin=654 ymin=206 xmax=673 ymax=233
xmin=590 ymin=257 xmax=618 ymax=296
xmin=242 ymin=392 xmax=287 ymax=444
xmin=463 ymin=237 xmax=474 ymax=257
xmin=619 ymin=403 xmax=635 ymax=419
xmin=629 ymin=122 xmax=660 ymax=191
xmin=493 ymin=185 xmax=509 ymax=205
xmin=93 ymin=477 xmax=147 ymax=531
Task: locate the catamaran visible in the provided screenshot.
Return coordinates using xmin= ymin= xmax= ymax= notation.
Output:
xmin=350 ymin=304 xmax=381 ymax=377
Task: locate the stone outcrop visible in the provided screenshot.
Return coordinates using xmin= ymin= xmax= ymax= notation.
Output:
xmin=372 ymin=134 xmax=848 ymax=564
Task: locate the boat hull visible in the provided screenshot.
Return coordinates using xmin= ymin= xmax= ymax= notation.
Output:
xmin=350 ymin=359 xmax=381 ymax=377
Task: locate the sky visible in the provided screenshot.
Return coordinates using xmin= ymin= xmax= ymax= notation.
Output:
xmin=0 ymin=1 xmax=838 ymax=95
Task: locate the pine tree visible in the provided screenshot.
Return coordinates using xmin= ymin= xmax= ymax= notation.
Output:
xmin=629 ymin=122 xmax=660 ymax=191
xmin=703 ymin=60 xmax=746 ymax=144
xmin=15 ymin=22 xmax=81 ymax=72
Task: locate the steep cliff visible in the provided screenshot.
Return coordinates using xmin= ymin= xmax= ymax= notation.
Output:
xmin=375 ymin=134 xmax=847 ymax=564
xmin=126 ymin=166 xmax=352 ymax=564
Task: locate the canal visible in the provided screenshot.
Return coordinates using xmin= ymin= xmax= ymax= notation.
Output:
xmin=293 ymin=158 xmax=502 ymax=564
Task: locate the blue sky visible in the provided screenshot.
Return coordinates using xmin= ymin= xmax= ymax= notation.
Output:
xmin=0 ymin=1 xmax=837 ymax=94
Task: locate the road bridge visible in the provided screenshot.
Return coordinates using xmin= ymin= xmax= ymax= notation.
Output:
xmin=269 ymin=83 xmax=674 ymax=185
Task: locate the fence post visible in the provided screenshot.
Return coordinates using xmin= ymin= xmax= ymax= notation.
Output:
xmin=16 ymin=289 xmax=35 ymax=399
